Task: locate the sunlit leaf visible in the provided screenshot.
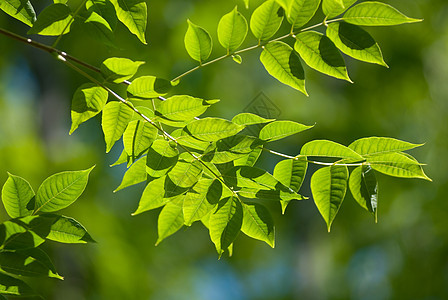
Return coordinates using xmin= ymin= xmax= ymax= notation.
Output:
xmin=217 ymin=6 xmax=248 ymax=53
xmin=109 ymin=0 xmax=147 ymax=44
xmin=232 ymin=113 xmax=274 ymax=126
xmin=82 ymin=10 xmax=115 ymax=47
xmin=260 ymin=41 xmax=307 ymax=95
xmin=34 ymin=167 xmax=94 ymax=213
xmin=259 ymin=120 xmax=312 ymax=142
xmin=132 ymin=176 xmax=168 ymax=215
xmin=102 ymin=101 xmax=134 ymax=153
xmin=28 ymin=3 xmax=72 ymax=36
xmin=0 ymin=272 xmax=35 ymax=297
xmin=123 ymin=120 xmax=157 ymax=162
xmin=294 ymin=31 xmax=352 ymax=82
xmin=101 ymin=57 xmax=145 ymax=83
xmin=70 ymin=83 xmax=108 ymax=135
xmin=166 ymin=160 xmax=203 ymax=196
xmin=202 ymin=135 xmax=263 ymax=164
xmin=183 ymin=179 xmax=222 ymax=226
xmin=234 ymin=147 xmax=263 ymax=167
xmin=311 ymin=165 xmax=348 ymax=232
xmin=349 ymin=165 xmax=378 ymax=221
xmin=184 ymin=19 xmax=213 ymax=63
xmin=146 ymin=139 xmax=179 ymax=178
xmin=114 ymin=157 xmax=147 ymax=192
xmin=156 ymin=95 xmax=216 ymax=121
xmin=250 ymin=0 xmax=283 ymax=41
xmin=0 ymin=0 xmax=36 ymax=27
xmin=301 ymin=139 xmax=364 ymax=159
xmin=273 ymin=156 xmax=307 ymax=193
xmin=366 ymin=152 xmax=431 ymax=180
xmin=39 ymin=215 xmax=95 ymax=244
xmin=241 ymin=202 xmax=275 ymax=247
xmin=232 ymin=54 xmax=243 ymax=64
xmin=322 ymin=0 xmax=356 ymax=18
xmin=1 ymin=173 xmax=34 ymax=218
xmin=0 ymin=220 xmax=44 ymax=250
xmin=171 ymin=129 xmax=212 ymax=151
xmin=276 ymin=0 xmax=321 ymax=29
xmin=156 ymin=201 xmax=184 ymax=245
xmin=342 ymin=1 xmax=422 ymax=26
xmin=86 ymin=0 xmax=117 ymax=30
xmin=127 ymin=76 xmax=172 ymax=99
xmin=348 ymin=137 xmax=423 ymax=156
xmin=184 ymin=118 xmax=244 ymax=142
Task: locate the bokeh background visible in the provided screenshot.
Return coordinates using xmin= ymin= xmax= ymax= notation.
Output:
xmin=1 ymin=0 xmax=447 ymax=299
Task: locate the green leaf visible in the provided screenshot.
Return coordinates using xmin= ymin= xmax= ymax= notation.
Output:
xmin=45 ymin=215 xmax=95 ymax=244
xmin=260 ymin=41 xmax=307 ymax=95
xmin=86 ymin=0 xmax=117 ymax=30
xmin=101 ymin=57 xmax=145 ymax=83
xmin=342 ymin=1 xmax=422 ymax=26
xmin=349 ymin=165 xmax=378 ymax=221
xmin=243 ymin=0 xmax=250 ymax=9
xmin=232 ymin=113 xmax=274 ymax=126
xmin=366 ymin=152 xmax=431 ymax=180
xmin=241 ymin=202 xmax=275 ymax=247
xmin=184 ymin=19 xmax=213 ymax=63
xmin=166 ymin=160 xmax=203 ymax=195
xmin=326 ymin=22 xmax=388 ymax=67
xmin=123 ymin=120 xmax=157 ymax=162
xmin=109 ymin=0 xmax=147 ymax=44
xmin=1 ymin=173 xmax=34 ymax=218
xmin=250 ymin=0 xmax=284 ymax=41
xmin=209 ymin=196 xmax=243 ymax=256
xmin=311 ymin=165 xmax=348 ymax=232
xmin=348 ymin=137 xmax=423 ymax=156
xmin=259 ymin=120 xmax=312 ymax=142
xmin=102 ymin=101 xmax=134 ymax=153
xmin=203 ymin=135 xmax=263 ymax=164
xmin=28 ymin=3 xmax=73 ymax=36
xmin=145 ymin=139 xmax=179 ymax=178
xmin=273 ymin=156 xmax=307 ymax=193
xmin=0 ymin=221 xmax=45 ymax=250
xmin=132 ymin=176 xmax=167 ymax=215
xmin=232 ymin=54 xmax=243 ymax=64
xmin=0 ymin=0 xmax=36 ymax=26
xmin=184 ymin=118 xmax=244 ymax=142
xmin=294 ymin=31 xmax=352 ymax=82
xmin=171 ymin=129 xmax=212 ymax=151
xmin=217 ymin=6 xmax=248 ymax=53
xmin=183 ymin=179 xmax=222 ymax=226
xmin=110 ymin=148 xmax=129 ymax=167
xmin=277 ymin=0 xmax=321 ymax=29
xmin=70 ymin=83 xmax=108 ymax=135
xmin=301 ymin=139 xmax=364 ymax=159
xmin=234 ymin=147 xmax=263 ymax=167
xmin=0 ymin=272 xmax=35 ymax=297
xmin=82 ymin=11 xmax=115 ymax=47
xmin=156 ymin=95 xmax=216 ymax=122
xmin=34 ymin=167 xmax=94 ymax=213
xmin=114 ymin=157 xmax=147 ymax=192
xmin=322 ymin=0 xmax=356 ymax=18
xmin=156 ymin=201 xmax=184 ymax=245
xmin=127 ymin=76 xmax=172 ymax=99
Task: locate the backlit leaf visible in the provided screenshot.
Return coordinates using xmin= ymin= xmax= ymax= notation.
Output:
xmin=301 ymin=139 xmax=364 ymax=159
xmin=259 ymin=120 xmax=312 ymax=142
xmin=166 ymin=160 xmax=203 ymax=196
xmin=102 ymin=101 xmax=134 ymax=153
xmin=273 ymin=156 xmax=307 ymax=193
xmin=127 ymin=76 xmax=172 ymax=99
xmin=241 ymin=202 xmax=275 ymax=247
xmin=123 ymin=120 xmax=157 ymax=162
xmin=185 ymin=118 xmax=244 ymax=142
xmin=86 ymin=0 xmax=117 ymax=30
xmin=156 ymin=95 xmax=216 ymax=121
xmin=202 ymin=135 xmax=263 ymax=164
xmin=83 ymin=11 xmax=115 ymax=47
xmin=183 ymin=179 xmax=222 ymax=226
xmin=0 ymin=0 xmax=36 ymax=26
xmin=184 ymin=20 xmax=213 ymax=63
xmin=109 ymin=0 xmax=147 ymax=44
xmin=250 ymin=0 xmax=284 ymax=41
xmin=348 ymin=137 xmax=423 ymax=156
xmin=132 ymin=176 xmax=169 ymax=215
xmin=146 ymin=139 xmax=179 ymax=178
xmin=0 ymin=221 xmax=44 ymax=250
xmin=234 ymin=147 xmax=263 ymax=167
xmin=322 ymin=0 xmax=356 ymax=18
xmin=114 ymin=157 xmax=147 ymax=192
xmin=0 ymin=272 xmax=35 ymax=297
xmin=45 ymin=215 xmax=95 ymax=244
xmin=277 ymin=0 xmax=321 ymax=29
xmin=1 ymin=173 xmax=34 ymax=218
xmin=101 ymin=57 xmax=145 ymax=83
xmin=156 ymin=201 xmax=184 ymax=245
xmin=28 ymin=3 xmax=72 ymax=36
xmin=366 ymin=152 xmax=431 ymax=180
xmin=217 ymin=6 xmax=248 ymax=53
xmin=232 ymin=113 xmax=274 ymax=126
xmin=349 ymin=165 xmax=378 ymax=221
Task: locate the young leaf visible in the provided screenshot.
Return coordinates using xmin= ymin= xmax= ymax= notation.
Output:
xmin=342 ymin=2 xmax=422 ymax=26
xmin=156 ymin=201 xmax=184 ymax=245
xmin=0 ymin=272 xmax=36 ymax=297
xmin=184 ymin=118 xmax=244 ymax=142
xmin=127 ymin=76 xmax=172 ymax=99
xmin=123 ymin=120 xmax=158 ymax=162
xmin=278 ymin=0 xmax=321 ymax=29
xmin=250 ymin=0 xmax=284 ymax=41
xmin=28 ymin=3 xmax=73 ymax=36
xmin=300 ymin=139 xmax=364 ymax=159
xmin=294 ymin=31 xmax=352 ymax=82
xmin=232 ymin=54 xmax=243 ymax=64
xmin=260 ymin=41 xmax=307 ymax=95
xmin=232 ymin=113 xmax=274 ymax=126
xmin=366 ymin=152 xmax=431 ymax=180
xmin=146 ymin=139 xmax=179 ymax=178
xmin=273 ymin=156 xmax=308 ymax=193
xmin=70 ymin=83 xmax=108 ymax=135
xmin=348 ymin=137 xmax=423 ymax=156
xmin=102 ymin=101 xmax=134 ymax=153
xmin=259 ymin=120 xmax=312 ymax=142
xmin=183 ymin=179 xmax=222 ymax=226
xmin=349 ymin=165 xmax=378 ymax=221
xmin=101 ymin=57 xmax=145 ymax=83
xmin=209 ymin=196 xmax=243 ymax=256
xmin=311 ymin=165 xmax=348 ymax=232
xmin=184 ymin=20 xmax=213 ymax=63
xmin=1 ymin=173 xmax=34 ymax=218
xmin=34 ymin=167 xmax=94 ymax=213
xmin=0 ymin=0 xmax=36 ymax=27
xmin=241 ymin=202 xmax=275 ymax=247
xmin=114 ymin=157 xmax=147 ymax=192
xmin=322 ymin=0 xmax=356 ymax=18
xmin=156 ymin=95 xmax=216 ymax=121
xmin=217 ymin=6 xmax=248 ymax=53
xmin=109 ymin=0 xmax=147 ymax=44
xmin=326 ymin=22 xmax=388 ymax=67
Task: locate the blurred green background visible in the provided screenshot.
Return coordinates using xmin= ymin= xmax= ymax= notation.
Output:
xmin=1 ymin=0 xmax=447 ymax=299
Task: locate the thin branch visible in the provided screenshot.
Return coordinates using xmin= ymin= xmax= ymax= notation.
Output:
xmin=264 ymin=149 xmax=364 ymax=167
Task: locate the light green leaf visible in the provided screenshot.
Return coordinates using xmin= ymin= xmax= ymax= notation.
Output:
xmin=294 ymin=31 xmax=352 ymax=82
xmin=243 ymin=0 xmax=250 ymax=9
xmin=259 ymin=120 xmax=312 ymax=142
xmin=260 ymin=41 xmax=307 ymax=95
xmin=217 ymin=6 xmax=248 ymax=53
xmin=0 ymin=220 xmax=44 ymax=250
xmin=238 ymin=188 xmax=304 ymax=201
xmin=185 ymin=118 xmax=244 ymax=142
xmin=234 ymin=147 xmax=263 ymax=167
xmin=250 ymin=0 xmax=284 ymax=41
xmin=232 ymin=54 xmax=243 ymax=64
xmin=203 ymin=135 xmax=263 ymax=164
xmin=156 ymin=95 xmax=216 ymax=121
xmin=127 ymin=76 xmax=172 ymax=99
xmin=171 ymin=129 xmax=211 ymax=151
xmin=0 ymin=0 xmax=36 ymax=26
xmin=101 ymin=57 xmax=145 ymax=83
xmin=123 ymin=120 xmax=157 ymax=162
xmin=28 ymin=3 xmax=72 ymax=36
xmin=70 ymin=83 xmax=108 ymax=135
xmin=342 ymin=1 xmax=422 ymax=26
xmin=366 ymin=152 xmax=431 ymax=180
xmin=311 ymin=165 xmax=348 ymax=231
xmin=183 ymin=179 xmax=222 ymax=226
xmin=114 ymin=157 xmax=147 ymax=192
xmin=209 ymin=196 xmax=243 ymax=256
xmin=146 ymin=139 xmax=179 ymax=178
xmin=109 ymin=0 xmax=147 ymax=44
xmin=232 ymin=113 xmax=274 ymax=126
xmin=132 ymin=176 xmax=168 ymax=215
xmin=1 ymin=173 xmax=34 ymax=218
xmin=45 ymin=215 xmax=95 ymax=244
xmin=156 ymin=201 xmax=184 ymax=245
xmin=277 ymin=0 xmax=321 ymax=29
xmin=166 ymin=160 xmax=203 ymax=196
xmin=241 ymin=202 xmax=275 ymax=247
xmin=349 ymin=165 xmax=378 ymax=221
xmin=34 ymin=167 xmax=94 ymax=213
xmin=326 ymin=22 xmax=387 ymax=67
xmin=184 ymin=19 xmax=213 ymax=63
xmin=273 ymin=156 xmax=307 ymax=193
xmin=301 ymin=139 xmax=364 ymax=159
xmin=82 ymin=10 xmax=115 ymax=47
xmin=322 ymin=0 xmax=356 ymax=18
xmin=348 ymin=137 xmax=423 ymax=156
xmin=86 ymin=0 xmax=117 ymax=30
xmin=110 ymin=148 xmax=130 ymax=167
xmin=102 ymin=101 xmax=134 ymax=153
xmin=0 ymin=272 xmax=35 ymax=297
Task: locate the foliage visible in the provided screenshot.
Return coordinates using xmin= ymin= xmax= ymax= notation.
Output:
xmin=0 ymin=0 xmax=429 ymax=297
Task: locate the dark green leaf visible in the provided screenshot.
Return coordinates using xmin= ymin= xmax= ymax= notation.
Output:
xmin=0 ymin=220 xmax=45 ymax=250
xmin=0 ymin=272 xmax=35 ymax=297
xmin=1 ymin=173 xmax=34 ymax=218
